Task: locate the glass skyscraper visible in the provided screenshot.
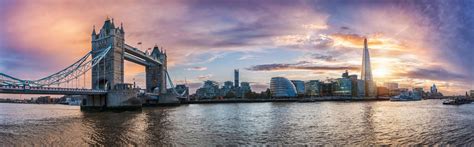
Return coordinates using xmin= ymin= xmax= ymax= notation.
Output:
xmin=361 ymin=38 xmax=376 ymax=97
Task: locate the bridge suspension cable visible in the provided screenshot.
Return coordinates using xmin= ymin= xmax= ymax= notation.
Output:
xmin=0 ymin=46 xmax=112 ymax=87
xmin=165 ymin=70 xmax=187 ymax=97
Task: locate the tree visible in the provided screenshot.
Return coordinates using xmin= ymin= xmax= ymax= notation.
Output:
xmin=224 ymin=91 xmax=236 ymax=99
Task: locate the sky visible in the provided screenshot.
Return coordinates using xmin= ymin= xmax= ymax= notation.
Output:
xmin=1 ymin=0 xmax=474 ymax=97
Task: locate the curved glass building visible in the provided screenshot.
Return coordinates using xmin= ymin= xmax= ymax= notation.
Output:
xmin=270 ymin=77 xmax=297 ymax=98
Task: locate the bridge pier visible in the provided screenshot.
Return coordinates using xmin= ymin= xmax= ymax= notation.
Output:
xmin=81 ymin=95 xmax=107 ymax=111
xmin=81 ymin=83 xmax=141 ymax=111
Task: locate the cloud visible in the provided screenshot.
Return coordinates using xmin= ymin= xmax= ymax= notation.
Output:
xmin=246 ymin=61 xmax=359 ymax=72
xmin=185 ymin=66 xmax=207 ymax=71
xmin=396 ymin=67 xmax=467 ymax=81
xmin=238 ymin=55 xmax=257 ymax=60
xmin=340 ymin=26 xmax=350 ymax=30
xmin=197 ymin=74 xmax=213 ymax=80
xmin=2 ymin=0 xmax=474 ymax=96
xmin=309 ymin=53 xmax=336 ymax=62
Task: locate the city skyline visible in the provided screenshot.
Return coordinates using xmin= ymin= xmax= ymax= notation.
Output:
xmin=1 ymin=0 xmax=474 ymax=96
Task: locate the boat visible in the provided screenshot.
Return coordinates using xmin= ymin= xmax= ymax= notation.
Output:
xmin=390 ymin=89 xmax=422 ymax=101
xmin=443 ymin=98 xmax=472 ymax=105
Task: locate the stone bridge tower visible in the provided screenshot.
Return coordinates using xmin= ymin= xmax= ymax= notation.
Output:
xmin=91 ymin=18 xmax=125 ymax=90
xmin=146 ymin=45 xmax=167 ymax=93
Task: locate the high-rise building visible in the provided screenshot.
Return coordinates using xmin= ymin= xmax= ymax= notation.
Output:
xmin=240 ymin=82 xmax=251 ymax=97
xmin=357 ymin=80 xmax=365 ymax=97
xmin=361 ymin=38 xmax=376 ymax=97
xmin=220 ymin=81 xmax=234 ymax=97
xmin=223 ymin=81 xmax=234 ymax=89
xmin=430 ymin=84 xmax=438 ymax=94
xmin=234 ymin=69 xmax=239 ymax=88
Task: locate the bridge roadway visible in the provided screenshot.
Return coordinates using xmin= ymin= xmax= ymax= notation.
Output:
xmin=123 ymin=44 xmax=162 ymax=66
xmin=0 ymin=85 xmax=107 ymax=95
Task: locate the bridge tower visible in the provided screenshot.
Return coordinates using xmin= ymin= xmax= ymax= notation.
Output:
xmin=91 ymin=18 xmax=125 ymax=90
xmin=146 ymin=45 xmax=167 ymax=93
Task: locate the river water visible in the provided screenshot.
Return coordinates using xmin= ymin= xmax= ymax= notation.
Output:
xmin=1 ymin=100 xmax=474 ymax=145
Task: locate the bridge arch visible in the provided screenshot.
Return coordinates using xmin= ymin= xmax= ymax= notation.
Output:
xmin=97 ymin=79 xmax=109 ymax=90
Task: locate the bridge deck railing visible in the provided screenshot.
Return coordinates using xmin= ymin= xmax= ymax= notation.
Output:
xmin=0 ymin=85 xmax=107 ymax=92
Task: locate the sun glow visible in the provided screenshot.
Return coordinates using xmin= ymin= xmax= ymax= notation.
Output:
xmin=373 ymin=67 xmax=392 ymax=78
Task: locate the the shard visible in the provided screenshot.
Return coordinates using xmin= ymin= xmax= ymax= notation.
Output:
xmin=361 ymin=38 xmax=376 ymax=97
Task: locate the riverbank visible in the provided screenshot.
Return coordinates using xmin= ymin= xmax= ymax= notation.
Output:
xmin=181 ymin=97 xmax=390 ymax=104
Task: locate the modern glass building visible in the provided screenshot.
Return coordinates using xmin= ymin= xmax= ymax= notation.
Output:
xmin=270 ymin=77 xmax=297 ymax=98
xmin=240 ymin=82 xmax=252 ymax=97
xmin=305 ymin=80 xmax=321 ymax=97
xmin=334 ymin=78 xmax=352 ymax=97
xmin=196 ymin=80 xmax=220 ymax=99
xmin=291 ymin=80 xmax=305 ymax=96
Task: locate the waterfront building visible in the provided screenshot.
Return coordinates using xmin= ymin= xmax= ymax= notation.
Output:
xmin=196 ymin=80 xmax=220 ymax=99
xmin=361 ymin=38 xmax=377 ymax=97
xmin=320 ymin=81 xmax=335 ymax=96
xmin=220 ymin=81 xmax=234 ymax=97
xmin=383 ymin=82 xmax=399 ymax=90
xmin=291 ymin=80 xmax=305 ymax=96
xmin=334 ymin=78 xmax=352 ymax=97
xmin=349 ymin=74 xmax=359 ymax=97
xmin=35 ymin=96 xmax=56 ymax=104
xmin=342 ymin=71 xmax=350 ymax=78
xmin=175 ymin=84 xmax=189 ymax=97
xmin=413 ymin=88 xmax=424 ymax=99
xmin=470 ymin=90 xmax=474 ymax=98
xmin=240 ymin=82 xmax=252 ymax=98
xmin=377 ymin=87 xmax=390 ymax=97
xmin=234 ymin=69 xmax=239 ymax=88
xmin=270 ymin=77 xmax=297 ymax=98
xmin=357 ymin=80 xmax=365 ymax=97
xmin=304 ymin=80 xmax=321 ymax=97
xmin=427 ymin=84 xmax=443 ymax=97
xmin=389 ymin=88 xmax=402 ymax=97
xmin=430 ymin=84 xmax=438 ymax=94
xmin=392 ymin=88 xmax=421 ymax=100
xmin=223 ymin=81 xmax=234 ymax=89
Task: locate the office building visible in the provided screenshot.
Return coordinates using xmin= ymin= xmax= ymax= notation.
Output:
xmin=377 ymin=87 xmax=390 ymax=97
xmin=175 ymin=84 xmax=189 ymax=97
xmin=305 ymin=80 xmax=321 ymax=97
xmin=196 ymin=80 xmax=220 ymax=99
xmin=430 ymin=84 xmax=438 ymax=94
xmin=413 ymin=88 xmax=424 ymax=99
xmin=383 ymin=82 xmax=399 ymax=90
xmin=334 ymin=78 xmax=352 ymax=97
xmin=291 ymin=80 xmax=305 ymax=96
xmin=240 ymin=82 xmax=251 ymax=97
xmin=270 ymin=77 xmax=297 ymax=98
xmin=357 ymin=80 xmax=365 ymax=97
xmin=234 ymin=69 xmax=239 ymax=88
xmin=361 ymin=38 xmax=377 ymax=97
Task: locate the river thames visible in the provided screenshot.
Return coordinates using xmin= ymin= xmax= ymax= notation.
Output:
xmin=1 ymin=100 xmax=474 ymax=145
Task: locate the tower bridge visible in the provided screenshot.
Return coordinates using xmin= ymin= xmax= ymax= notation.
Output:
xmin=0 ymin=18 xmax=184 ymax=110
